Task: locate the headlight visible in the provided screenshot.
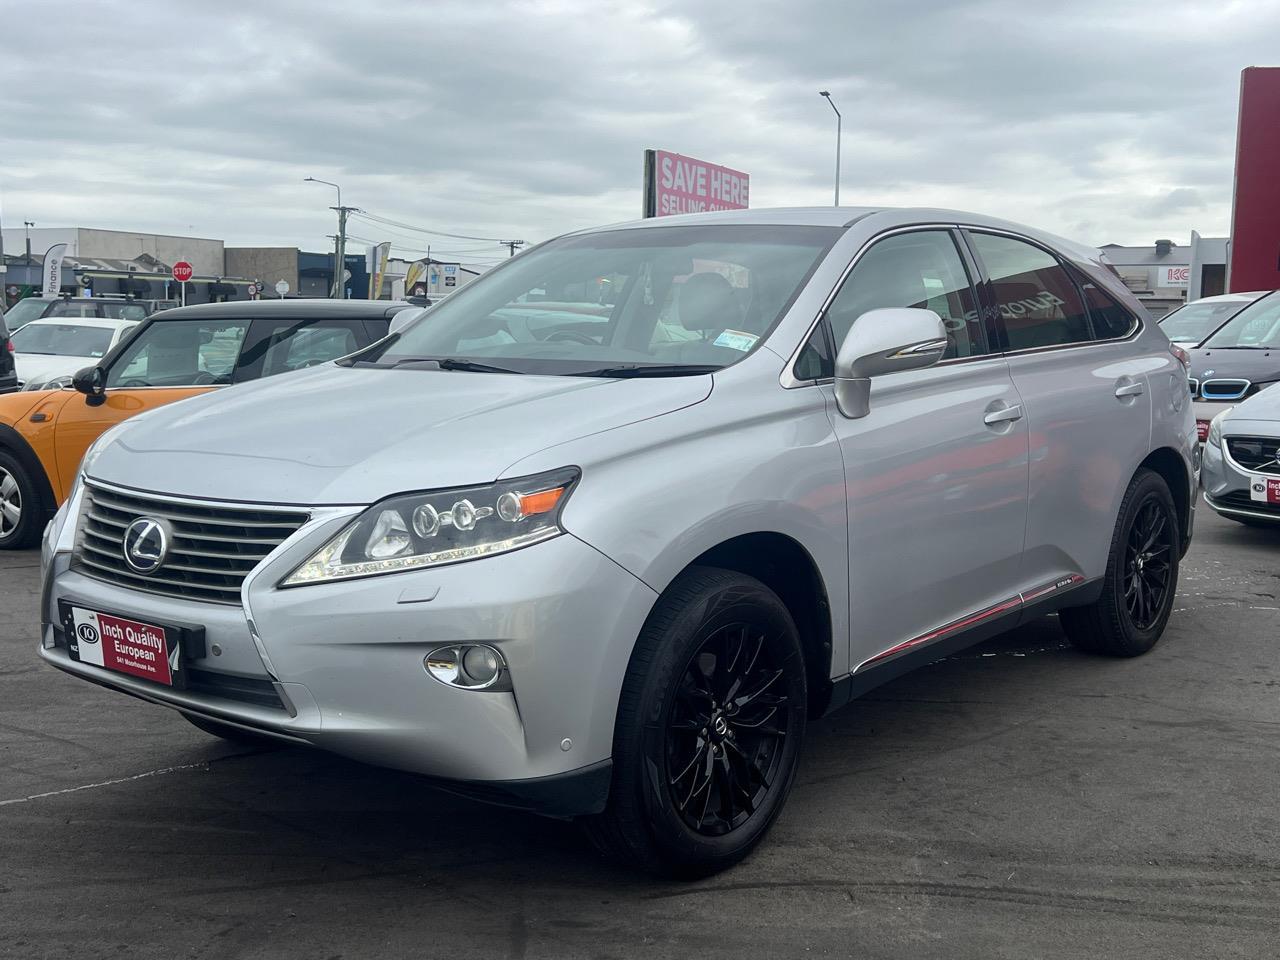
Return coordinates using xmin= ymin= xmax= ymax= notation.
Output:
xmin=1207 ymin=408 xmax=1233 ymax=448
xmin=283 ymin=467 xmax=580 ymax=585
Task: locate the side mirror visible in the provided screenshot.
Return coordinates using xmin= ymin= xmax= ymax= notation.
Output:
xmin=73 ymin=365 xmax=107 ymax=407
xmin=389 ymin=307 xmax=426 ymax=337
xmin=833 ymin=308 xmax=948 ymax=419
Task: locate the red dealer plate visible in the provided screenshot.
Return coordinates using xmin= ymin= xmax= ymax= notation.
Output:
xmin=1197 ymin=419 xmax=1210 ymax=442
xmin=69 ymin=606 xmax=174 ymax=686
xmin=1250 ymin=476 xmax=1280 ymax=505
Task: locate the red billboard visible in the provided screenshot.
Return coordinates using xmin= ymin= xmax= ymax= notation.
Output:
xmin=643 ymin=150 xmax=750 ymax=218
xmin=1228 ymin=67 xmax=1280 ymax=292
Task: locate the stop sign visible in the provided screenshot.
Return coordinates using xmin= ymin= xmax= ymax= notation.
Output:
xmin=172 ymin=261 xmax=193 ymax=283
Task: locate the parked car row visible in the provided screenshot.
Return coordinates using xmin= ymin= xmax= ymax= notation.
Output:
xmin=29 ymin=207 xmax=1198 ymax=877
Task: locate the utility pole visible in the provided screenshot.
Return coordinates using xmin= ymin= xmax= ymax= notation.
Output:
xmin=332 ymin=205 xmax=356 ymax=298
xmin=501 ymin=240 xmax=525 ymax=258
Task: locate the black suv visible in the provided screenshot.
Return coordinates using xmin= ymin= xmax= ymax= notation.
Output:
xmin=0 ymin=310 xmax=17 ymax=394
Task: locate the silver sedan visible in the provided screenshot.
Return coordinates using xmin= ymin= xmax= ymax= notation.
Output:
xmin=1202 ymin=384 xmax=1280 ymax=526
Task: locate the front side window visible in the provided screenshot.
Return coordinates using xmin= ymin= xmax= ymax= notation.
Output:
xmin=361 ymin=225 xmax=839 ymax=376
xmin=11 ymin=323 xmax=114 ymax=358
xmin=106 ymin=320 xmax=251 ymax=387
xmin=826 ymin=230 xmax=984 ymax=361
xmin=46 ymin=301 xmax=98 ymax=318
xmin=969 ymin=232 xmax=1091 ymax=350
xmin=1200 ymin=293 xmax=1280 ymax=349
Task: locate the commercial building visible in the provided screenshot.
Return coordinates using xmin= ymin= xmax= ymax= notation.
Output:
xmin=1097 ymin=235 xmax=1229 ymax=316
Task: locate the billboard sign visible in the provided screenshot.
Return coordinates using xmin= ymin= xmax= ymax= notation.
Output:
xmin=643 ymin=150 xmax=750 ymax=218
xmin=1228 ymin=67 xmax=1280 ymax=292
xmin=1156 ymin=265 xmax=1190 ymax=288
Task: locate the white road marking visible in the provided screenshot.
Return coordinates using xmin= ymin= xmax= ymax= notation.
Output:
xmin=0 ymin=761 xmax=207 ymax=807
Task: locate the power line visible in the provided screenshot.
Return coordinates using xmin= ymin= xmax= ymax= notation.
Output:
xmin=353 ymin=210 xmax=520 ymax=245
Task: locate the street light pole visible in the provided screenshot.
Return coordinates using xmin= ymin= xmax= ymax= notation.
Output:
xmin=23 ymin=220 xmax=35 ymax=263
xmin=819 ymin=91 xmax=841 ymax=207
xmin=304 ymin=177 xmax=354 ymax=298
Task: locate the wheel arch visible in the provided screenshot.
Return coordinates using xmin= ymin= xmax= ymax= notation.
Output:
xmin=682 ymin=532 xmax=836 ymax=719
xmin=1137 ymin=446 xmax=1191 ymax=554
xmin=0 ymin=422 xmax=58 ymax=523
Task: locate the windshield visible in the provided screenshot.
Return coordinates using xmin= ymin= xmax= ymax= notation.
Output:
xmin=12 ymin=322 xmax=114 ymax=357
xmin=361 ymin=224 xmax=840 ymax=375
xmin=1160 ymin=299 xmax=1254 ymax=343
xmin=1201 ymin=292 xmax=1280 ymax=349
xmin=3 ymin=298 xmax=49 ymax=332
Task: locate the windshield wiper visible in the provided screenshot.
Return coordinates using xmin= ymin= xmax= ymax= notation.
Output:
xmin=571 ymin=363 xmax=721 ymax=378
xmin=386 ymin=356 xmax=526 ymax=374
xmin=1208 ymin=344 xmax=1272 ymax=350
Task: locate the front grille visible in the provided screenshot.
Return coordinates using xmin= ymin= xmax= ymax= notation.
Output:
xmin=1226 ymin=436 xmax=1280 ymax=475
xmin=72 ymin=482 xmax=309 ymax=604
xmin=1201 ymin=378 xmax=1251 ymax=401
xmin=1209 ymin=489 xmax=1280 ymax=517
xmin=186 ymin=668 xmax=286 ymax=710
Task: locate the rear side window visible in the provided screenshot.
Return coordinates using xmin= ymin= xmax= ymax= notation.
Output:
xmin=1075 ymin=275 xmax=1138 ymax=340
xmin=968 ymin=232 xmax=1091 ymax=350
xmin=101 ymin=303 xmax=150 ymax=321
xmin=46 ymin=301 xmax=98 ymax=319
xmin=826 ymin=230 xmax=985 ymax=361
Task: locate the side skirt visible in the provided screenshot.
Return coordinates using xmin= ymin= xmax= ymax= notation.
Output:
xmin=823 ymin=575 xmax=1101 ymax=714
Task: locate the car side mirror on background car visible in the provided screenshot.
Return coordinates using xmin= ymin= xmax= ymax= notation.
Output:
xmin=388 ymin=308 xmax=427 ymax=337
xmin=72 ymin=365 xmax=107 ymax=407
xmin=833 ymin=307 xmax=948 ymax=420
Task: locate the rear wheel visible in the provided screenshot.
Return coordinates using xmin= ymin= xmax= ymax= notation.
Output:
xmin=582 ymin=567 xmax=808 ymax=878
xmin=0 ymin=451 xmax=42 ymax=550
xmin=1060 ymin=468 xmax=1179 ymax=657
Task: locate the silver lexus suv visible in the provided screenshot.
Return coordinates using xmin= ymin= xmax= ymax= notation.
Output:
xmin=39 ymin=208 xmax=1198 ymax=877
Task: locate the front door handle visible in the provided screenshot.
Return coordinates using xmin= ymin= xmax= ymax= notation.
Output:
xmin=983 ymin=403 xmax=1024 ymax=425
xmin=1115 ymin=379 xmax=1145 ymax=399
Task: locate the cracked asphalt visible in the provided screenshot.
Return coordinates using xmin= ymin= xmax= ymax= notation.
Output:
xmin=2 ymin=507 xmax=1278 ymax=959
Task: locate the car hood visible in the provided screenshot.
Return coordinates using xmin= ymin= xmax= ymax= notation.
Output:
xmin=90 ymin=364 xmax=712 ymax=505
xmin=1226 ymin=382 xmax=1280 ymax=424
xmin=1187 ymin=347 xmax=1280 ymax=384
xmin=15 ymin=353 xmax=95 ymax=386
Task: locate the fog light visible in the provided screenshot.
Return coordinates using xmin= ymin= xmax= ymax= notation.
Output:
xmin=424 ymin=643 xmax=510 ymax=691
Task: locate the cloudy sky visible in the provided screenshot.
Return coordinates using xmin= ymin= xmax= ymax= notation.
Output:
xmin=2 ymin=0 xmax=1277 ymax=263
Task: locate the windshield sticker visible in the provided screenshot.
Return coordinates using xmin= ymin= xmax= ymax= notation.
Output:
xmin=712 ymin=329 xmax=759 ymax=352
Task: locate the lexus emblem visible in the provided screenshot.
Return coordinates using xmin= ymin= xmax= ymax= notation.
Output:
xmin=122 ymin=518 xmax=169 ymax=574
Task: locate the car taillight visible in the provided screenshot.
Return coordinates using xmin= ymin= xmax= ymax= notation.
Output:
xmin=1196 ymin=419 xmax=1210 ymax=442
xmin=4 ymin=339 xmax=13 ymax=354
xmin=1169 ymin=342 xmax=1191 ymax=372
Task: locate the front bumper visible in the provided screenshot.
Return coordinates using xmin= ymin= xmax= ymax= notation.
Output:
xmin=40 ymin=502 xmax=657 ymax=815
xmin=1201 ymin=430 xmax=1280 ymax=524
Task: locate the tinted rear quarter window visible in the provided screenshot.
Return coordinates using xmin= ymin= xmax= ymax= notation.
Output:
xmin=968 ymin=232 xmax=1091 ymax=350
xmin=1074 ymin=273 xmax=1138 ymax=340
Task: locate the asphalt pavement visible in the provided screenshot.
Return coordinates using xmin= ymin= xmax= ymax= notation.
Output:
xmin=2 ymin=507 xmax=1278 ymax=959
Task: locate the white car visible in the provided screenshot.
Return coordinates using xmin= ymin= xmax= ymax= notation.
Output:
xmin=1158 ymin=291 xmax=1269 ymax=346
xmin=12 ymin=316 xmax=140 ymax=391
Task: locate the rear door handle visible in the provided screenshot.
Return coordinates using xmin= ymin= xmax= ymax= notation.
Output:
xmin=1114 ymin=380 xmax=1145 ymax=399
xmin=983 ymin=403 xmax=1024 ymax=425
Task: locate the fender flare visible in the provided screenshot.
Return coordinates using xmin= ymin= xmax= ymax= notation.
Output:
xmin=0 ymin=423 xmax=58 ymax=524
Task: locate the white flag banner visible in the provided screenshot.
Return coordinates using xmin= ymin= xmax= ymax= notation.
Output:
xmin=42 ymin=243 xmax=69 ymax=297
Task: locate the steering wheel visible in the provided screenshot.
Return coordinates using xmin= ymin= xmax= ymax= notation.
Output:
xmin=544 ymin=329 xmax=599 ymax=346
xmin=120 ymin=378 xmax=148 ymax=388
xmin=191 ymin=371 xmax=218 ymax=385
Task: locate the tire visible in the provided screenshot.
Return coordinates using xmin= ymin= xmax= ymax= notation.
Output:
xmin=0 ymin=450 xmax=43 ymax=550
xmin=182 ymin=712 xmax=281 ymax=747
xmin=582 ymin=566 xmax=808 ymax=878
xmin=1060 ymin=468 xmax=1179 ymax=657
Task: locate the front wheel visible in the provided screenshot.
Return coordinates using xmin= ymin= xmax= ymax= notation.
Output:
xmin=1060 ymin=468 xmax=1179 ymax=657
xmin=0 ymin=451 xmax=42 ymax=550
xmin=582 ymin=567 xmax=808 ymax=878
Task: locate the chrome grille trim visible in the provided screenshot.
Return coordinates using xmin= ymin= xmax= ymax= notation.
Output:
xmin=71 ymin=481 xmax=310 ymax=605
xmin=1225 ymin=436 xmax=1280 ymax=476
xmin=1187 ymin=377 xmax=1199 ymax=398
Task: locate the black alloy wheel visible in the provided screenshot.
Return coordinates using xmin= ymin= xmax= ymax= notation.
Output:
xmin=584 ymin=567 xmax=808 ymax=878
xmin=1060 ymin=468 xmax=1179 ymax=657
xmin=666 ymin=625 xmax=792 ymax=836
xmin=1124 ymin=498 xmax=1174 ymax=631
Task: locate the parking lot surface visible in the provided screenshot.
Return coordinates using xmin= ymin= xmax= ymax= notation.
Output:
xmin=2 ymin=508 xmax=1278 ymax=959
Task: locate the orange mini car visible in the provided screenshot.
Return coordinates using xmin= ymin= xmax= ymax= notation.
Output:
xmin=0 ymin=299 xmax=415 ymax=548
